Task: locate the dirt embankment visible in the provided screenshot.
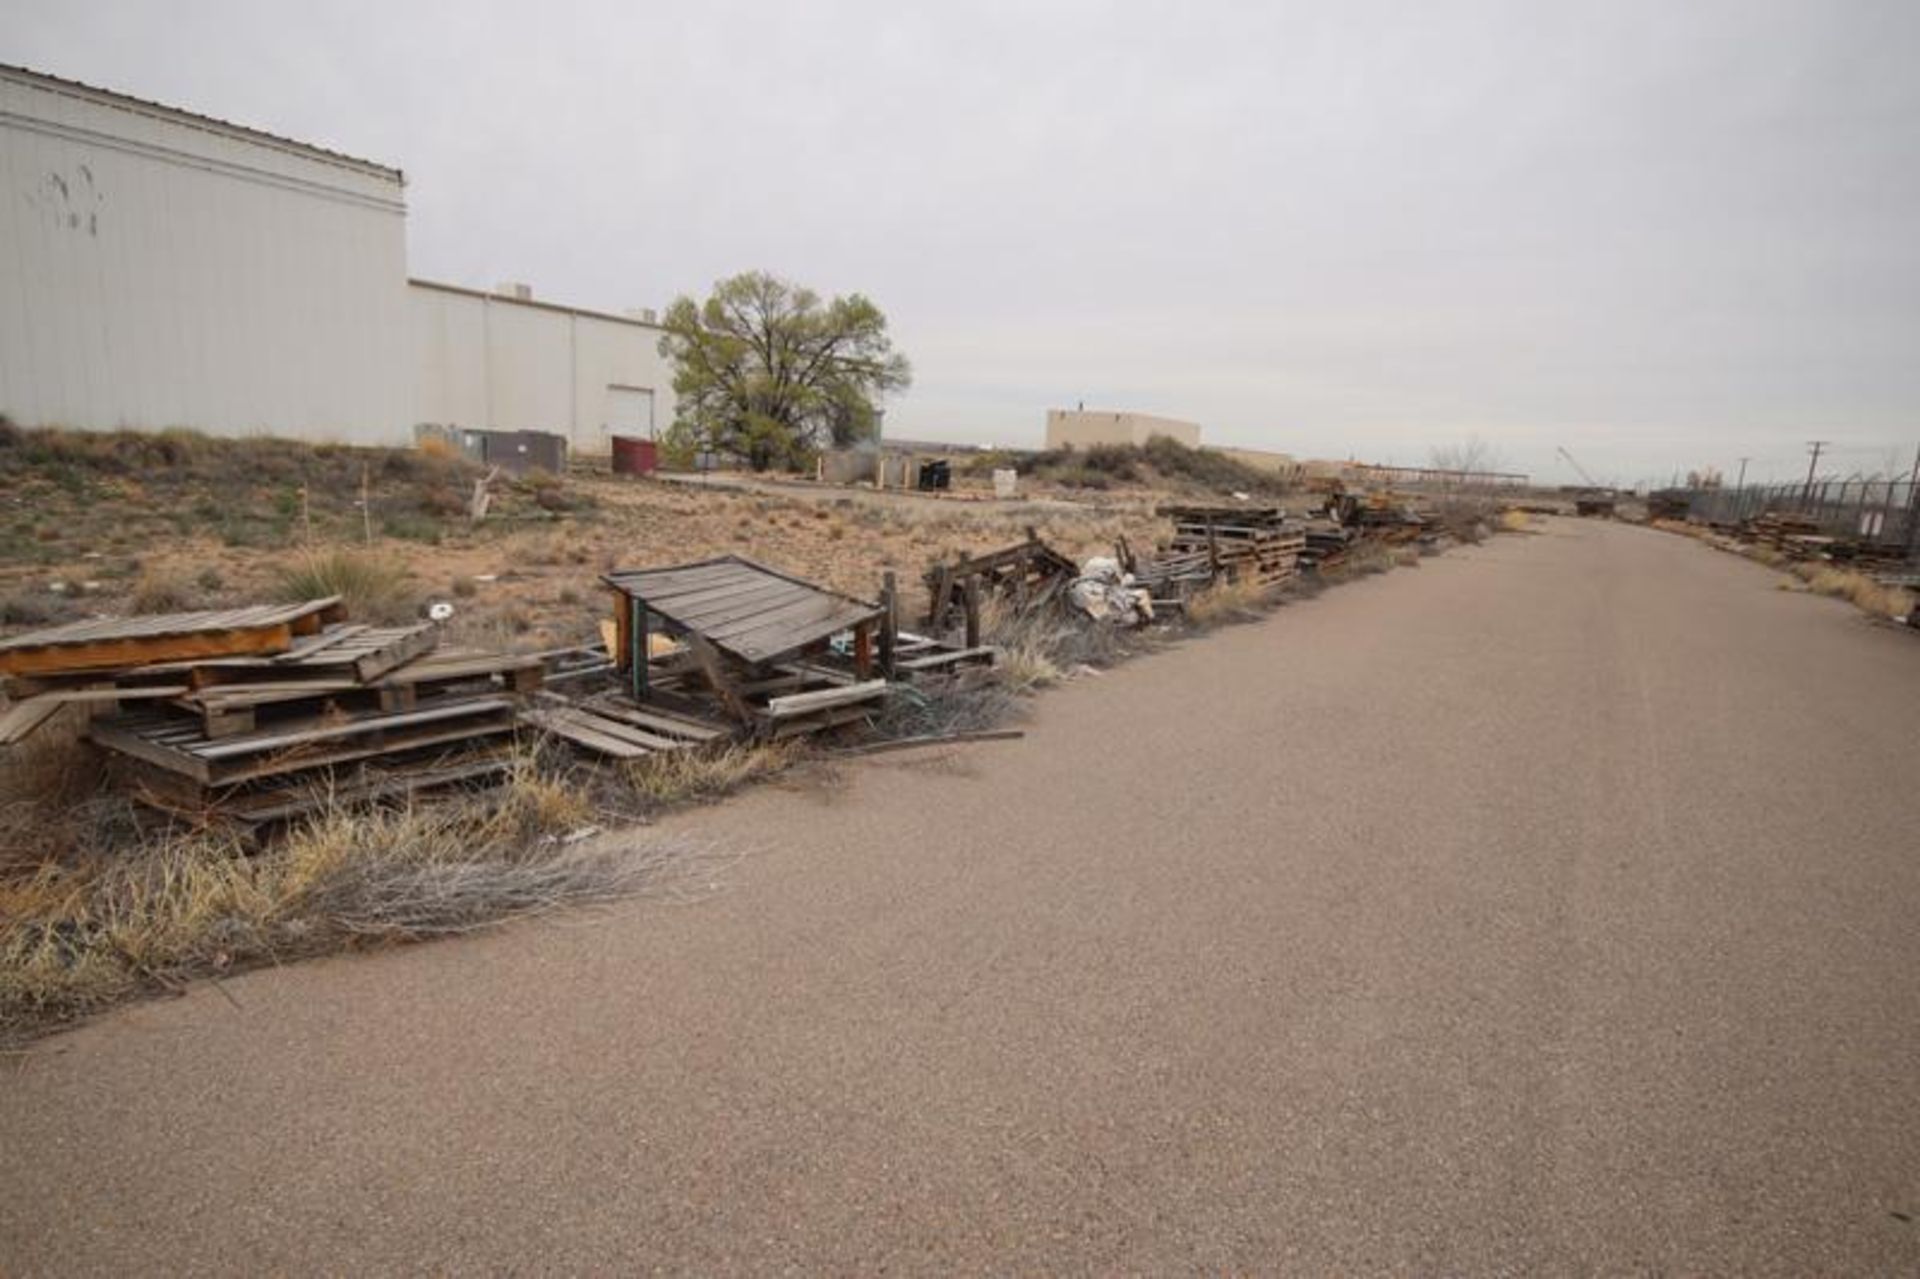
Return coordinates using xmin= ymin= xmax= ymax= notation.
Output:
xmin=0 ymin=424 xmax=1177 ymax=652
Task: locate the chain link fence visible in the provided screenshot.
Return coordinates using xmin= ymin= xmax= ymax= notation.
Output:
xmin=1664 ymin=478 xmax=1919 ymax=552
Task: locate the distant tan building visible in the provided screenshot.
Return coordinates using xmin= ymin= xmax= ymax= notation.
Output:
xmin=1045 ymin=409 xmax=1201 ymax=450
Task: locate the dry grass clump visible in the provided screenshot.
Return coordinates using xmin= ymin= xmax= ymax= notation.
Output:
xmin=1793 ymin=562 xmax=1915 ymax=618
xmin=1324 ymin=540 xmax=1396 ymax=582
xmin=620 ymin=742 xmax=798 ymax=808
xmin=868 ymin=676 xmax=1024 ymax=739
xmin=275 ymin=548 xmax=411 ymax=622
xmin=0 ymin=727 xmax=138 ymax=876
xmin=1499 ymin=509 xmax=1532 ymax=533
xmin=994 ymin=635 xmax=1064 ymax=691
xmin=1184 ymin=575 xmax=1272 ymax=627
xmin=968 ymin=590 xmax=1159 ymax=690
xmin=1431 ymin=496 xmax=1495 ymax=543
xmin=0 ymin=590 xmax=78 ymax=628
xmin=0 ymin=751 xmax=677 ymax=1045
xmin=129 ymin=568 xmax=197 ymax=614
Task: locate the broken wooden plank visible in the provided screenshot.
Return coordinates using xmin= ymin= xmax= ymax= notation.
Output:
xmin=583 ymin=703 xmax=728 ymax=742
xmin=835 ymin=729 xmax=1025 ymax=756
xmin=0 ymin=685 xmax=193 ymax=745
xmin=894 ymin=646 xmax=998 ymax=674
xmin=763 ymin=679 xmax=889 ymax=720
xmin=526 ymin=708 xmax=654 ymax=759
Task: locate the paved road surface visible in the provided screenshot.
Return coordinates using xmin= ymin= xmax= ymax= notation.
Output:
xmin=5 ymin=520 xmax=1918 ymax=1273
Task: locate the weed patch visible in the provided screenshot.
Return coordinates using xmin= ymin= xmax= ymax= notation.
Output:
xmin=275 ymin=549 xmax=411 ymax=622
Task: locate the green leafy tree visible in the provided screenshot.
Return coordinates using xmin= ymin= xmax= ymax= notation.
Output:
xmin=656 ymin=271 xmax=911 ymax=471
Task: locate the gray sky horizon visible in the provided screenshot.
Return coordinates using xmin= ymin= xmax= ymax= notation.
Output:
xmin=5 ymin=0 xmax=1917 ymax=487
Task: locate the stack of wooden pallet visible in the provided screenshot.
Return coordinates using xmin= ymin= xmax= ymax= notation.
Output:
xmin=1160 ymin=505 xmax=1307 ymax=586
xmin=0 ymin=599 xmax=543 ymax=827
xmin=1113 ymin=531 xmax=1211 ymax=603
xmin=1745 ymin=512 xmax=1822 ymax=555
xmin=1297 ymin=520 xmax=1355 ymax=572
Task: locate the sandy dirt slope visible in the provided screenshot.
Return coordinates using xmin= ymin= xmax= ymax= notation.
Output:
xmin=3 ymin=519 xmax=1917 ymax=1273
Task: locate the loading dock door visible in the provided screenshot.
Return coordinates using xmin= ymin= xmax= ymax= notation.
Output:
xmin=605 ymin=386 xmax=655 ymax=439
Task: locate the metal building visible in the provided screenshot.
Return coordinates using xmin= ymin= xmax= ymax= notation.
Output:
xmin=409 ymin=280 xmax=674 ymax=457
xmin=0 ymin=64 xmax=675 ymax=453
xmin=0 ymin=64 xmax=410 ymax=444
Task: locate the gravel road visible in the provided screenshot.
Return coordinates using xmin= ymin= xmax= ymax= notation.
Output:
xmin=4 ymin=519 xmax=1917 ymax=1273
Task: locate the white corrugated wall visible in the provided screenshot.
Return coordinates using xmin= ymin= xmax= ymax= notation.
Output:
xmin=408 ymin=282 xmax=675 ymax=455
xmin=0 ymin=67 xmax=410 ymax=444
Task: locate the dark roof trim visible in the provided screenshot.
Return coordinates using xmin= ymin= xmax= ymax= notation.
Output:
xmin=0 ymin=62 xmax=403 ymax=182
xmin=409 ymin=278 xmax=666 ymax=331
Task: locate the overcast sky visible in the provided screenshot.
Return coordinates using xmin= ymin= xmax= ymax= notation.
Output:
xmin=5 ymin=0 xmax=1917 ymax=485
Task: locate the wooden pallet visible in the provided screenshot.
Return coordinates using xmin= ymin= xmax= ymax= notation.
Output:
xmin=168 ymin=647 xmax=544 ymax=739
xmin=130 ymin=753 xmax=518 ymax=829
xmin=89 ymin=696 xmax=518 ymax=787
xmin=0 ymin=598 xmax=347 ymax=678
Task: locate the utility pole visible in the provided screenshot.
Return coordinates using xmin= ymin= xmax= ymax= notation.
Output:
xmin=1801 ymin=440 xmax=1827 ymax=506
xmin=1735 ymin=457 xmax=1750 ymax=490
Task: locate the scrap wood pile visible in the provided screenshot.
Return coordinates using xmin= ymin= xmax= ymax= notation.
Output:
xmin=1110 ymin=505 xmax=1306 ymax=609
xmin=1158 ymin=505 xmax=1306 ymax=587
xmin=0 ymin=598 xmax=544 ymax=828
xmin=1646 ymin=491 xmax=1692 ymax=522
xmin=1739 ymin=511 xmax=1909 ymax=568
xmin=1298 ymin=519 xmax=1357 ymax=572
xmin=924 ymin=531 xmax=1077 ymax=631
xmin=1331 ymin=491 xmax=1433 ymax=543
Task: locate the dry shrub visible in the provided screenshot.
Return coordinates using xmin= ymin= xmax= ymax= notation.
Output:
xmin=621 ymin=742 xmax=797 ymax=808
xmin=1393 ymin=546 xmax=1423 ymax=567
xmin=0 ymin=591 xmax=75 ymax=628
xmin=975 ymin=594 xmax=1061 ymax=690
xmin=1499 ymin=509 xmax=1532 ymax=533
xmin=1350 ymin=540 xmax=1396 ymax=576
xmin=1184 ymin=575 xmax=1271 ymax=627
xmin=416 ymin=435 xmax=463 ymax=463
xmin=129 ymin=568 xmax=196 ymax=614
xmin=868 ymin=676 xmax=1023 ymax=739
xmin=0 ymin=727 xmax=136 ymax=876
xmin=1794 ymin=562 xmax=1914 ymax=618
xmin=0 ymin=752 xmax=677 ymax=1045
xmin=275 ymin=548 xmax=410 ymax=622
xmin=995 ymin=636 xmax=1063 ymax=691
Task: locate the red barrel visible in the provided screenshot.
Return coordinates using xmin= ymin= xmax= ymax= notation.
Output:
xmin=610 ymin=435 xmax=658 ymax=476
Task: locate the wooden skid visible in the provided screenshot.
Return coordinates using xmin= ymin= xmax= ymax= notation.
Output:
xmin=0 ymin=599 xmax=345 ymax=677
xmin=265 ymin=623 xmax=441 ymax=682
xmin=202 ymin=757 xmax=515 ymax=827
xmin=89 ymin=697 xmax=517 ymax=786
xmin=172 ymin=647 xmax=542 ymax=740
